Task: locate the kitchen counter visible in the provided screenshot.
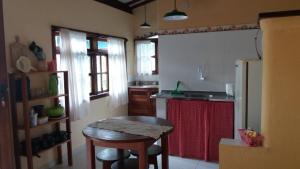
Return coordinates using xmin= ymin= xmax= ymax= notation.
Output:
xmin=128 ymin=85 xmax=159 ymax=89
xmin=151 ymin=90 xmax=234 ymax=102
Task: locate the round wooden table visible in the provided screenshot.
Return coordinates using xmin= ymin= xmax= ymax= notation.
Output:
xmin=82 ymin=116 xmax=173 ymax=169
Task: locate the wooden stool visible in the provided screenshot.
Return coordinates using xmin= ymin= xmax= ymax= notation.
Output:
xmin=111 ymin=159 xmax=139 ymax=169
xmin=96 ymin=148 xmax=130 ymax=169
xmin=130 ymin=145 xmax=162 ymax=169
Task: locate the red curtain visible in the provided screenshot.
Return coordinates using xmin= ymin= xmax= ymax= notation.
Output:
xmin=167 ymin=99 xmax=233 ymax=162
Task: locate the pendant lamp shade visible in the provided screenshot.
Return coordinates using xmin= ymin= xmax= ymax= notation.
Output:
xmin=164 ymin=0 xmax=188 ymax=21
xmin=140 ymin=22 xmax=151 ymax=28
xmin=140 ymin=5 xmax=151 ymax=28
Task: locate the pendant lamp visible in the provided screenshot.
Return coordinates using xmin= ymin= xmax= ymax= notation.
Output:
xmin=140 ymin=5 xmax=151 ymax=28
xmin=164 ymin=0 xmax=188 ymax=21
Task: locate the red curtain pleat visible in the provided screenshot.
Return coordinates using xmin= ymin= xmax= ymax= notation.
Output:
xmin=167 ymin=99 xmax=181 ymax=155
xmin=167 ymin=99 xmax=233 ymax=162
xmin=206 ymin=101 xmax=234 ymax=161
xmin=179 ymin=100 xmax=208 ymax=159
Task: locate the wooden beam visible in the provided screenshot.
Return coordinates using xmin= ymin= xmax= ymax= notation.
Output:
xmin=258 ymin=10 xmax=300 ymax=22
xmin=130 ymin=0 xmax=155 ymax=9
xmin=94 ymin=0 xmax=132 ymax=14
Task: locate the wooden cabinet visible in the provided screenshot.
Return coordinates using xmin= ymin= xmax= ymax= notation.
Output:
xmin=128 ymin=87 xmax=158 ymax=116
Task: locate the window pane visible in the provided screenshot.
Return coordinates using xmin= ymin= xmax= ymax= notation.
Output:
xmin=87 ymin=55 xmax=91 ymax=74
xmin=97 ymin=74 xmax=102 ymax=92
xmin=101 ymin=55 xmax=107 ymax=73
xmin=86 ymin=40 xmax=90 ymax=50
xmin=151 ymin=57 xmax=156 ymax=72
xmin=88 ymin=75 xmax=92 ymax=94
xmin=56 ymin=54 xmax=61 ymax=69
xmin=55 ymin=36 xmax=61 ymax=47
xmin=96 ymin=55 xmax=101 ymax=73
xmin=98 ymin=41 xmax=108 ymax=50
xmin=149 ymin=42 xmax=156 ymax=56
xmin=102 ymin=74 xmax=108 ymax=91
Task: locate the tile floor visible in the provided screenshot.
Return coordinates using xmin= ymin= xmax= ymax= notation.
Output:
xmin=53 ymin=147 xmax=219 ymax=169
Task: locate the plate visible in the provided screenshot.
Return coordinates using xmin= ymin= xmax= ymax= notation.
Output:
xmin=16 ymin=56 xmax=37 ymax=73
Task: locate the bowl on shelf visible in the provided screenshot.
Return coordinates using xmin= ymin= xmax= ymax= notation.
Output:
xmin=38 ymin=116 xmax=48 ymax=125
xmin=46 ymin=106 xmax=64 ymax=118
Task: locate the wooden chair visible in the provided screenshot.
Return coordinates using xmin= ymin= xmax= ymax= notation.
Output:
xmin=96 ymin=148 xmax=130 ymax=169
xmin=130 ymin=145 xmax=162 ymax=169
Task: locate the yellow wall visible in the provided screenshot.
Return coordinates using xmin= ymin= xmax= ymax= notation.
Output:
xmin=133 ymin=0 xmax=300 ymax=37
xmin=220 ymin=16 xmax=300 ymax=169
xmin=3 ymin=0 xmax=134 ymax=168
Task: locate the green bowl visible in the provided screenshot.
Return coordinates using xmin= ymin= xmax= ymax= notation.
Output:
xmin=46 ymin=106 xmax=64 ymax=118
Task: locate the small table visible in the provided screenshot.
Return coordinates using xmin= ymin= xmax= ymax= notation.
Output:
xmin=82 ymin=116 xmax=173 ymax=169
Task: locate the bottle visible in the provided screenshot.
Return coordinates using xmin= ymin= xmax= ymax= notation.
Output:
xmin=30 ymin=108 xmax=38 ymax=127
xmin=49 ymin=74 xmax=58 ymax=96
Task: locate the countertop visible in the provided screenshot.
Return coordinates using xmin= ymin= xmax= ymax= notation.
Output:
xmin=151 ymin=90 xmax=234 ymax=102
xmin=128 ymin=85 xmax=159 ymax=89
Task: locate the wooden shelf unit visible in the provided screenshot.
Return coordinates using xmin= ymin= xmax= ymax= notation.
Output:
xmin=10 ymin=71 xmax=73 ymax=169
xmin=18 ymin=116 xmax=69 ymax=130
xmin=17 ymin=94 xmax=68 ymax=103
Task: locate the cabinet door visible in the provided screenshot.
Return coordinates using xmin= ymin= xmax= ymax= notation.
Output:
xmin=128 ymin=88 xmax=158 ymax=116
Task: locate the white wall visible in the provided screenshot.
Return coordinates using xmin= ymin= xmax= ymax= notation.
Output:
xmin=158 ymin=29 xmax=262 ymax=92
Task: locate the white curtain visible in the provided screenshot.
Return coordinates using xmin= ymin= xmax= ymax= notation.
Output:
xmin=107 ymin=37 xmax=128 ymax=109
xmin=58 ymin=29 xmax=90 ymax=121
xmin=136 ymin=40 xmax=155 ymax=75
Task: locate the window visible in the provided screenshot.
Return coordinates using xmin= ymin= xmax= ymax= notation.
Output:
xmin=52 ymin=29 xmax=109 ymax=100
xmin=135 ymin=39 xmax=158 ymax=75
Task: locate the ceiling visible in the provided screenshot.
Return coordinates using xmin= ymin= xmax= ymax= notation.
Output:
xmin=95 ymin=0 xmax=155 ymax=14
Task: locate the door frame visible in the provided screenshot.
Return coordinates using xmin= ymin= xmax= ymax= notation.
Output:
xmin=0 ymin=0 xmax=16 ymax=168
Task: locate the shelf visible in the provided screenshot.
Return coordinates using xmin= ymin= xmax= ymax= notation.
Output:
xmin=17 ymin=94 xmax=68 ymax=103
xmin=37 ymin=139 xmax=71 ymax=155
xmin=14 ymin=70 xmax=67 ymax=76
xmin=21 ymin=139 xmax=71 ymax=157
xmin=18 ymin=116 xmax=69 ymax=130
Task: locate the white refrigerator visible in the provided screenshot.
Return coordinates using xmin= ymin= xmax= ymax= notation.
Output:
xmin=234 ymin=59 xmax=262 ymax=139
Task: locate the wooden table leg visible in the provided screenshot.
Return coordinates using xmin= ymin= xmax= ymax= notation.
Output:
xmin=138 ymin=143 xmax=148 ymax=169
xmin=161 ymin=135 xmax=169 ymax=169
xmin=86 ymin=138 xmax=96 ymax=169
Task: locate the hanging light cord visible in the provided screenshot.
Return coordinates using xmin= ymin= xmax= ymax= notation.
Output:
xmin=174 ymin=0 xmax=177 ymax=10
xmin=254 ymin=29 xmax=262 ymax=60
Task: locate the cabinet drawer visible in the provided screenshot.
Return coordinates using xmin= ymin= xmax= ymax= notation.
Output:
xmin=129 ymin=95 xmax=149 ymax=102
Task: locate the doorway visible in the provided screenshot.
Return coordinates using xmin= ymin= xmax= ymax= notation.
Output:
xmin=0 ymin=0 xmax=16 ymax=168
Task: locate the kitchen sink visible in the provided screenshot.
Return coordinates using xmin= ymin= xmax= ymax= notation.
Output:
xmin=184 ymin=93 xmax=210 ymax=99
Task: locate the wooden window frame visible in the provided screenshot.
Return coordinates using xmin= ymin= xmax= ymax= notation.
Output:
xmin=51 ymin=26 xmax=128 ymax=100
xmin=151 ymin=39 xmax=158 ymax=75
xmin=88 ymin=38 xmax=109 ymax=100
